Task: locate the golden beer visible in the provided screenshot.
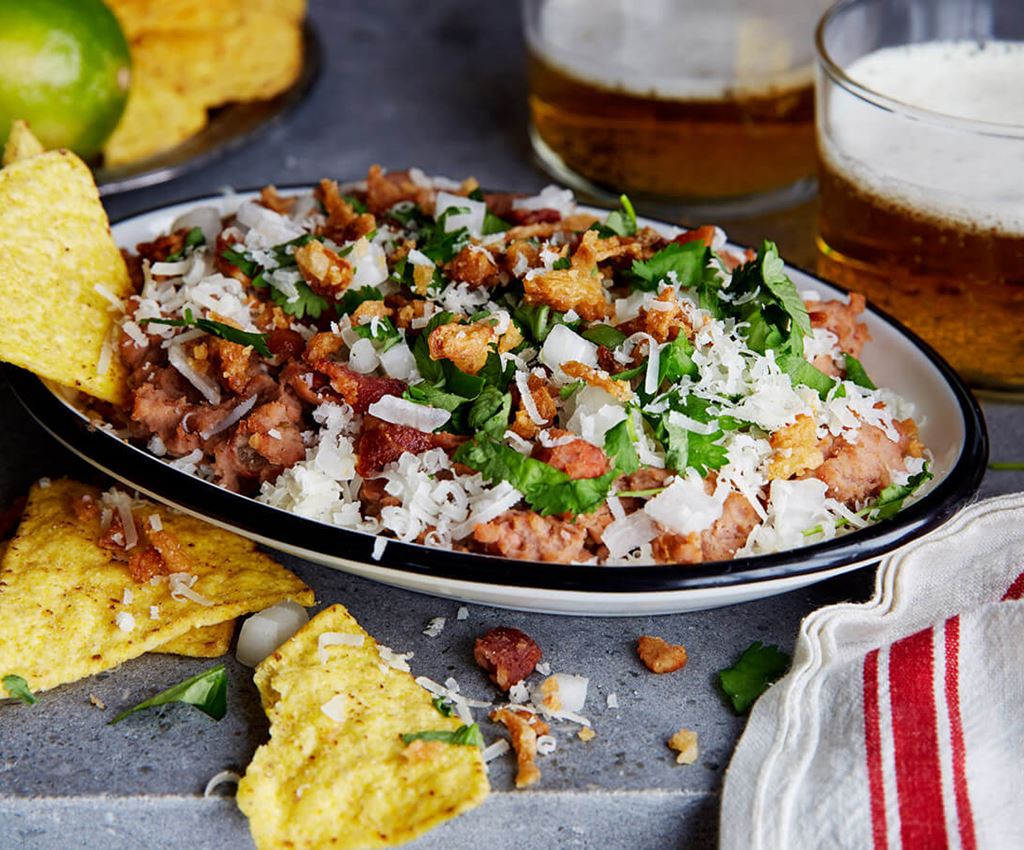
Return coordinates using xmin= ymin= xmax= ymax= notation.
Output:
xmin=524 ymin=0 xmax=827 ymax=204
xmin=528 ymin=54 xmax=815 ymax=201
xmin=816 ymin=38 xmax=1024 ymax=391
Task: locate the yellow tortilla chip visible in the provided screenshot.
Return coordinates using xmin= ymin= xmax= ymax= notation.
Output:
xmin=2 ymin=120 xmax=45 ymax=166
xmin=237 ymin=605 xmax=489 ymax=850
xmin=102 ymin=66 xmax=208 ymax=165
xmin=0 ymin=149 xmax=131 ymax=403
xmin=158 ymin=619 xmax=236 ymax=658
xmin=0 ymin=479 xmax=314 ymax=692
xmin=106 ymin=0 xmax=305 ymax=39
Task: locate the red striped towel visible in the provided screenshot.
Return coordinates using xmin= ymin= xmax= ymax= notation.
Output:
xmin=720 ymin=495 xmax=1024 ymax=850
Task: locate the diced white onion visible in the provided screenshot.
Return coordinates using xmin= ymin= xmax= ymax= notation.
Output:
xmin=172 ymin=206 xmax=222 ymax=246
xmin=236 ymin=601 xmax=310 ymax=667
xmin=607 ymin=692 xmax=619 ymax=709
xmin=536 ymin=735 xmax=558 ymax=756
xmin=348 ymin=337 xmax=380 ymax=374
xmin=483 ymin=738 xmax=511 ymax=763
xmin=367 ymin=395 xmax=450 ymax=431
xmin=203 ymin=769 xmax=241 ymax=798
xmin=435 ymin=191 xmax=486 ymax=236
xmin=379 ymin=342 xmax=417 ymax=380
xmin=115 ymin=611 xmax=135 ymax=633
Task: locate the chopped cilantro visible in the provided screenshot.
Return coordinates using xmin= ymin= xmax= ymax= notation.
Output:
xmin=405 ymin=382 xmax=475 ymax=413
xmin=342 ymin=193 xmax=368 ymax=214
xmin=658 ymin=334 xmax=699 ymax=386
xmin=411 ymin=311 xmax=455 ymax=385
xmin=604 ymin=418 xmax=640 ymax=475
xmin=110 ymin=664 xmax=227 ymax=724
xmin=582 ymin=324 xmax=627 ymax=349
xmin=402 ymin=723 xmax=484 ymax=748
xmin=454 ymin=434 xmax=616 ymax=516
xmin=353 ymin=316 xmax=402 ymax=352
xmin=421 ymin=207 xmax=471 ymax=264
xmin=730 ymin=241 xmax=811 ymax=358
xmin=610 ymin=361 xmax=647 ymax=382
xmin=165 ymin=226 xmax=206 ymax=262
xmin=559 ymin=380 xmax=584 ymax=400
xmin=777 ymin=353 xmax=837 ymax=400
xmin=338 ymin=285 xmax=385 ymax=315
xmin=593 ymin=194 xmax=638 ymax=238
xmin=551 ymin=256 xmax=572 ymax=270
xmin=2 ymin=674 xmax=37 ymax=705
xmin=432 ymin=696 xmax=455 ymax=717
xmin=718 ymin=642 xmax=790 ymax=714
xmin=512 ymin=302 xmax=579 ymax=345
xmin=630 ymin=240 xmax=707 ymax=292
xmin=870 ymin=465 xmax=933 ymax=521
xmin=220 ymin=247 xmax=257 ymax=278
xmin=843 ymin=353 xmax=876 ymax=390
xmin=141 ymin=308 xmax=271 ymax=358
xmin=467 ymin=387 xmax=512 ymax=436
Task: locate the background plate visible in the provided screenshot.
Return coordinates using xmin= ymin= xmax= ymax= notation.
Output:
xmin=92 ymin=23 xmax=321 ymax=196
xmin=9 ymin=190 xmax=988 ymax=615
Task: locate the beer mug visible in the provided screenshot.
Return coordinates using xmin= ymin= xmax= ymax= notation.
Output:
xmin=816 ymin=0 xmax=1024 ymax=393
xmin=524 ymin=0 xmax=832 ymax=212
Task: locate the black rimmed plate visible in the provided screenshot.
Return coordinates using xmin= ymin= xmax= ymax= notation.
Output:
xmin=92 ymin=23 xmax=320 ymax=196
xmin=8 ymin=190 xmax=988 ymax=615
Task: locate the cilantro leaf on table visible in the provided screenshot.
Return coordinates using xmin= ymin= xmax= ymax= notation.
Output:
xmin=718 ymin=642 xmax=790 ymax=714
xmin=630 ymin=240 xmax=707 ymax=292
xmin=141 ymin=309 xmax=271 ymax=358
xmin=165 ymin=226 xmax=206 ymax=262
xmin=604 ymin=418 xmax=640 ymax=475
xmin=454 ymin=434 xmax=616 ymax=516
xmin=402 ymin=723 xmax=484 ymax=748
xmin=2 ymin=674 xmax=37 ymax=705
xmin=843 ymin=353 xmax=876 ymax=390
xmin=110 ymin=664 xmax=227 ymax=724
xmin=593 ymin=194 xmax=638 ymax=238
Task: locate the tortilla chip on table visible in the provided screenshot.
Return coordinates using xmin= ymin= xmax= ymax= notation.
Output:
xmin=237 ymin=604 xmax=489 ymax=850
xmin=0 ymin=479 xmax=314 ymax=693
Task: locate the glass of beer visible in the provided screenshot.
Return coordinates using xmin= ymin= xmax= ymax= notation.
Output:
xmin=816 ymin=0 xmax=1024 ymax=394
xmin=524 ymin=0 xmax=832 ymax=214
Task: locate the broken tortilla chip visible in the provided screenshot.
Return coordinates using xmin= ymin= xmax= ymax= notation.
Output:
xmin=237 ymin=604 xmax=489 ymax=850
xmin=0 ymin=137 xmax=132 ymax=403
xmin=0 ymin=479 xmax=314 ymax=693
xmin=157 ymin=619 xmax=236 ymax=658
xmin=2 ymin=120 xmax=45 ymax=166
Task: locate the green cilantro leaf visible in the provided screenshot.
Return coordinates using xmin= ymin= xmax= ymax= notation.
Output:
xmin=454 ymin=434 xmax=615 ymax=516
xmin=411 ymin=311 xmax=455 ymax=385
xmin=110 ymin=664 xmax=227 ymax=724
xmin=343 ymin=193 xmax=368 ymax=214
xmin=658 ymin=334 xmax=699 ymax=386
xmin=141 ymin=309 xmax=271 ymax=358
xmin=2 ymin=674 xmax=37 ymax=705
xmin=467 ymin=387 xmax=512 ymax=436
xmin=610 ymin=361 xmax=647 ymax=382
xmin=630 ymin=240 xmax=707 ymax=292
xmin=843 ymin=353 xmax=876 ymax=390
xmin=582 ymin=324 xmax=627 ymax=349
xmin=559 ymin=380 xmax=584 ymax=400
xmin=718 ymin=642 xmax=790 ymax=714
xmin=404 ymin=382 xmax=473 ymax=412
xmin=604 ymin=418 xmax=640 ymax=475
xmin=402 ymin=723 xmax=485 ymax=748
xmin=338 ymin=285 xmax=385 ymax=316
xmin=730 ymin=241 xmax=810 ymax=357
xmin=476 ymin=350 xmax=516 ymax=391
xmin=421 ymin=207 xmax=471 ymax=264
xmin=220 ymin=247 xmax=258 ymax=278
xmin=165 ymin=226 xmax=206 ymax=262
xmin=777 ymin=353 xmax=837 ymax=400
xmin=594 ymin=194 xmax=638 ymax=238
xmin=432 ymin=696 xmax=455 ymax=717
xmin=870 ymin=465 xmax=933 ymax=521
xmin=551 ymin=256 xmax=572 ymax=270
xmin=353 ymin=316 xmax=402 ymax=352
xmin=511 ymin=302 xmax=580 ymax=345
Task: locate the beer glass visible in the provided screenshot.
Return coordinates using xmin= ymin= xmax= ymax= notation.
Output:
xmin=524 ymin=0 xmax=831 ymax=213
xmin=816 ymin=0 xmax=1024 ymax=394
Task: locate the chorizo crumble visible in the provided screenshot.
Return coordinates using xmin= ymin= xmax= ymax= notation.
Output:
xmin=100 ymin=166 xmax=931 ymax=565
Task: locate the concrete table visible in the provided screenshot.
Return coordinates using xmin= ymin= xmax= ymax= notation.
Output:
xmin=1 ymin=2 xmax=1020 ymax=847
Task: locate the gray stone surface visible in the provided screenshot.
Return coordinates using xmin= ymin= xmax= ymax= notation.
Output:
xmin=1 ymin=1 xmax=1022 ymax=848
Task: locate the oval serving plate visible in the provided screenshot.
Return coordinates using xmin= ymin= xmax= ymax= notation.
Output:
xmin=8 ymin=189 xmax=988 ymax=615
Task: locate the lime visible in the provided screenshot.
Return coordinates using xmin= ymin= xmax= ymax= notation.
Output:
xmin=0 ymin=0 xmax=131 ymax=160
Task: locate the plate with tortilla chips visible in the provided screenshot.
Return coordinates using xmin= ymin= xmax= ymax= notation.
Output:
xmin=93 ymin=20 xmax=320 ymax=195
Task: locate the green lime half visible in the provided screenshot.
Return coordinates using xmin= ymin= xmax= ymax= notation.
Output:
xmin=0 ymin=0 xmax=131 ymax=160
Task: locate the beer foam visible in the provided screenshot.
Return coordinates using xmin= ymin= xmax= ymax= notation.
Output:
xmin=822 ymin=40 xmax=1024 ymax=236
xmin=532 ymin=0 xmax=819 ymax=100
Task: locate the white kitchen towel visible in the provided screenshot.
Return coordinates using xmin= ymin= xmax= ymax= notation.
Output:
xmin=720 ymin=494 xmax=1024 ymax=850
